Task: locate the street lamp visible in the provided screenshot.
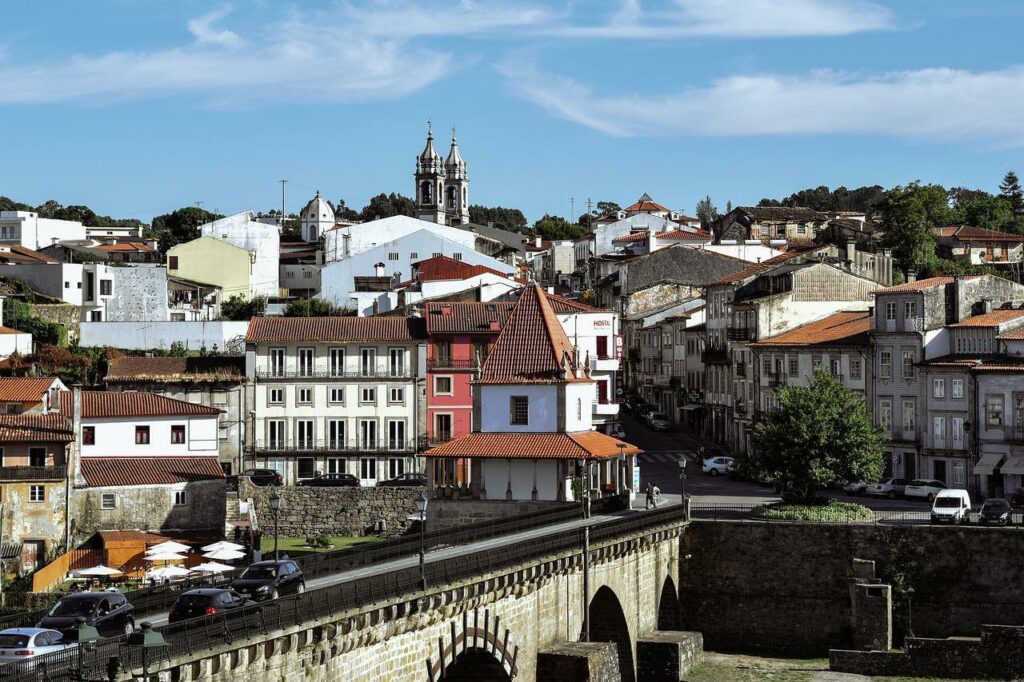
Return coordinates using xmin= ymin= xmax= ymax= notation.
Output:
xmin=127 ymin=622 xmax=167 ymax=681
xmin=905 ymin=586 xmax=915 ymax=639
xmin=678 ymin=458 xmax=688 ymax=505
xmin=416 ymin=492 xmax=429 ymax=591
xmin=64 ymin=616 xmax=99 ymax=681
xmin=268 ymin=489 xmax=282 ymax=560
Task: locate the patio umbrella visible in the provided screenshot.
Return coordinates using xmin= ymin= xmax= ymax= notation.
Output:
xmin=77 ymin=565 xmax=123 ymax=577
xmin=201 ymin=541 xmax=244 ymax=553
xmin=190 ymin=561 xmax=233 ymax=574
xmin=203 ymin=548 xmax=246 ymax=562
xmin=148 ymin=566 xmax=190 ymax=580
xmin=143 ymin=552 xmax=187 ymax=563
xmin=146 ymin=541 xmax=190 ymax=555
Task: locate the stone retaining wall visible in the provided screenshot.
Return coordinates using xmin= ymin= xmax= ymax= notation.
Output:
xmin=426 ymin=499 xmax=562 ymax=530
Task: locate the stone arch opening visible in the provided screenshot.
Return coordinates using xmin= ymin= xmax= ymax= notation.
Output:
xmin=585 ymin=585 xmax=635 ymax=682
xmin=658 ymin=574 xmax=682 ymax=630
xmin=443 ymin=647 xmax=513 ymax=681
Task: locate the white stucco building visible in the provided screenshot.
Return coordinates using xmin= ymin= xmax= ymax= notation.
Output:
xmin=0 ymin=212 xmax=87 ymax=250
xmin=200 ymin=211 xmax=280 ymax=297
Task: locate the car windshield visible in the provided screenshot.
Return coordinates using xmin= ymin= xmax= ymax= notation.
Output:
xmin=240 ymin=567 xmax=276 ymax=579
xmin=651 ymin=413 xmax=667 ymax=420
xmin=48 ymin=599 xmax=96 ymax=617
xmin=985 ymin=500 xmax=1009 ymax=510
xmin=934 ymin=498 xmax=961 ymax=508
xmin=0 ymin=634 xmax=30 ymax=647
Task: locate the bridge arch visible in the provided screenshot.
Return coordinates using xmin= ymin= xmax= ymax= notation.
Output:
xmin=658 ymin=574 xmax=682 ymax=630
xmin=586 ymin=585 xmax=635 ymax=682
xmin=443 ymin=647 xmax=513 ymax=681
xmin=426 ymin=609 xmax=519 ymax=681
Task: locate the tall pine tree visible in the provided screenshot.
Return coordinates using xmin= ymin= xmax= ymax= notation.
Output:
xmin=1000 ymin=171 xmax=1023 ymax=214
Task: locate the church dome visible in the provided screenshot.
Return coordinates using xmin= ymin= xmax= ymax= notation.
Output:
xmin=301 ymin=190 xmax=335 ymax=223
xmin=445 ymin=130 xmax=465 ymax=170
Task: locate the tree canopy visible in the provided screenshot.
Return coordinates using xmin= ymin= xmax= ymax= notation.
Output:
xmin=282 ymin=298 xmax=348 ymax=317
xmin=1000 ymin=171 xmax=1023 ymax=214
xmin=152 ymin=206 xmax=224 ymax=253
xmin=695 ymin=195 xmax=719 ymax=230
xmin=750 ymin=369 xmax=884 ymax=502
xmin=0 ymin=196 xmax=143 ymax=229
xmin=359 ymin=193 xmax=416 ymax=222
xmin=758 ymin=185 xmax=887 ymax=214
xmin=468 ymin=205 xmax=528 ymax=232
xmin=219 ymin=295 xmax=267 ymax=321
xmin=531 ymin=214 xmax=588 ymax=241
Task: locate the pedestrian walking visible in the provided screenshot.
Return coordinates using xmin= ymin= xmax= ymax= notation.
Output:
xmin=645 ymin=482 xmax=655 ymax=510
xmin=652 ymin=484 xmax=661 ymax=507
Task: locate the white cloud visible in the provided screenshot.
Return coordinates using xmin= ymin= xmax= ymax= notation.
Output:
xmin=550 ymin=0 xmax=895 ymax=38
xmin=501 ymin=62 xmax=1024 ymax=143
xmin=187 ymin=7 xmax=244 ymax=48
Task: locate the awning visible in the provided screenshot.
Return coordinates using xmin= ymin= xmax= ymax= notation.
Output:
xmin=974 ymin=452 xmax=1006 ymax=476
xmin=1001 ymin=456 xmax=1024 ymax=476
xmin=679 ymin=404 xmax=703 ymax=411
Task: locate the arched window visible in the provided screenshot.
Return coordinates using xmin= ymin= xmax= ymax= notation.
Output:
xmin=577 ymin=398 xmax=583 ymax=420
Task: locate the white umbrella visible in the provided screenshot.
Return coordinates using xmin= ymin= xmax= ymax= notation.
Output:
xmin=190 ymin=561 xmax=233 ymax=574
xmin=144 ymin=552 xmax=187 ymax=563
xmin=148 ymin=566 xmax=190 ymax=580
xmin=77 ymin=565 xmax=122 ymax=577
xmin=146 ymin=541 xmax=190 ymax=555
xmin=201 ymin=541 xmax=244 ymax=553
xmin=203 ymin=548 xmax=246 ymax=561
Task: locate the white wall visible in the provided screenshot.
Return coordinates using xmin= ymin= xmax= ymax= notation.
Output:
xmin=479 ymin=384 xmax=558 ymax=432
xmin=593 ymin=213 xmax=676 ymax=257
xmin=80 ymin=414 xmax=220 ymax=457
xmin=0 ymin=262 xmax=83 ymax=305
xmin=322 ymin=215 xmax=477 ymax=263
xmin=79 ymin=321 xmax=249 ymax=351
xmin=0 ymin=331 xmax=32 ymax=358
xmin=564 ymin=381 xmax=595 ymax=432
xmin=200 ymin=212 xmax=279 ymax=297
xmin=0 ymin=212 xmax=87 ymax=249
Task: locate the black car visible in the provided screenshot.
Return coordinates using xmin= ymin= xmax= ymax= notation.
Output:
xmin=377 ymin=472 xmax=427 ymax=487
xmin=297 ymin=473 xmax=359 ymax=487
xmin=38 ymin=592 xmax=134 ymax=638
xmin=980 ymin=498 xmax=1012 ymax=526
xmin=229 ymin=560 xmax=304 ymax=601
xmin=242 ymin=468 xmax=283 ymax=487
xmin=168 ymin=589 xmax=255 ymax=624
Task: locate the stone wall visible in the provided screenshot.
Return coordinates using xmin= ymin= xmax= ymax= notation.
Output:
xmin=240 ymin=478 xmax=423 ymax=538
xmin=426 ymin=499 xmax=562 ymax=530
xmin=32 ymin=304 xmax=80 ymax=342
xmin=681 ymin=521 xmax=1024 ymax=656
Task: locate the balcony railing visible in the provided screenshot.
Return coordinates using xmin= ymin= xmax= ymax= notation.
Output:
xmin=734 ymin=362 xmax=747 ymax=378
xmin=253 ymin=439 xmax=420 ymax=454
xmin=885 ymin=318 xmax=924 ymax=333
xmin=256 ymin=369 xmax=413 ymax=380
xmin=427 ymin=433 xmax=454 ymax=447
xmin=427 ymin=359 xmax=477 ymax=370
xmin=766 ymin=372 xmax=786 ymax=387
xmin=701 ymin=347 xmax=730 ymax=365
xmin=727 ymin=327 xmax=756 ymax=342
xmin=1004 ymin=425 xmax=1024 ymax=442
xmin=0 ymin=465 xmax=65 ymax=481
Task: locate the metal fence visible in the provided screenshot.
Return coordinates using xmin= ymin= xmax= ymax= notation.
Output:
xmin=690 ymin=502 xmax=1024 ymax=527
xmin=1 ymin=503 xmax=686 ymax=681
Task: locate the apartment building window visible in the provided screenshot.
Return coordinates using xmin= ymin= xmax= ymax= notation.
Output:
xmin=902 ymin=400 xmax=916 ymax=431
xmin=82 ymin=426 xmax=95 ymax=445
xmin=99 ymin=279 xmax=112 ymax=296
xmin=327 ymin=457 xmax=345 ymax=474
xmin=389 ymin=387 xmax=405 ymax=404
xmin=389 ymin=348 xmax=405 ymax=376
xmin=29 ymin=485 xmax=45 ymax=503
xmin=360 ymin=387 xmax=376 ymax=404
xmin=952 ymin=417 xmax=964 ymax=444
xmin=434 ymin=376 xmax=453 ymax=395
xmin=329 ymin=388 xmax=345 ymax=404
xmin=27 ymin=447 xmax=45 ymax=467
xmin=885 ymin=302 xmax=896 ymax=320
xmin=360 ymin=458 xmax=376 ymax=481
xmin=788 ymin=357 xmax=799 ymax=377
xmin=267 ymin=420 xmax=286 ymax=449
xmin=850 ymin=358 xmax=862 ymax=380
xmin=135 ymin=425 xmax=150 ymax=445
xmin=902 ymin=350 xmax=915 ymax=379
xmin=933 ymin=416 xmax=946 ymax=443
xmin=409 ymin=252 xmax=418 ymax=260
xmin=168 ymin=256 xmax=179 ymax=270
xmin=510 ymin=396 xmax=529 ymax=425
xmin=330 ymin=348 xmax=345 ymax=377
xmin=296 ymin=420 xmax=314 ymax=450
xmin=297 ymin=458 xmax=316 ymax=479
xmin=171 ymin=425 xmax=185 ymax=444
xmin=811 ymin=355 xmax=822 ymax=371
xmin=474 ymin=340 xmax=489 ymax=365
xmin=762 ymin=357 xmax=772 ymax=375
xmin=387 ymin=420 xmax=406 ymax=450
xmin=297 ymin=348 xmax=314 ymax=377
xmin=880 ymin=351 xmax=892 ymax=379
xmin=101 ymin=493 xmax=116 ymax=510
xmin=269 ymin=348 xmax=286 ymax=376
xmin=297 ymin=387 xmax=313 ymax=406
xmin=879 ymin=399 xmax=892 ymax=432
xmin=932 ymin=378 xmax=945 ymax=398
xmin=388 ymin=458 xmax=405 ymax=478
xmin=388 ymin=252 xmax=399 ymax=261
xmin=987 ymin=395 xmax=1004 ymax=427
xmin=360 ymin=348 xmax=376 ymax=376
xmin=269 ymin=388 xmax=284 ymax=406
xmin=328 ymin=420 xmax=345 ymax=449
xmin=830 ymin=359 xmax=841 ymax=377
xmin=432 ymin=252 xmax=442 ymax=259
xmin=173 ymin=490 xmax=187 ymax=506
xmin=359 ymin=420 xmax=378 ymax=449
xmin=952 ymin=379 xmax=964 ymax=399
xmin=453 ymin=252 xmax=463 ymax=261
xmin=434 ymin=341 xmax=452 ymax=366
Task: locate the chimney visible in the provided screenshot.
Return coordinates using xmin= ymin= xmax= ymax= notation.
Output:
xmin=846 ymin=238 xmax=856 ymax=263
xmin=982 ymin=298 xmax=993 ymax=314
xmin=145 ymin=238 xmax=159 ymax=250
xmin=535 ymin=237 xmax=542 ymax=248
xmin=374 ymin=262 xmax=385 ymax=277
xmin=70 ymin=386 xmax=85 ymax=489
xmin=907 ymin=272 xmax=917 ymax=283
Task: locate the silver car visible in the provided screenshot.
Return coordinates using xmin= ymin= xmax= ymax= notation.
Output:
xmin=0 ymin=628 xmax=75 ymax=666
xmin=904 ymin=479 xmax=947 ymax=502
xmin=866 ymin=478 xmax=909 ymax=499
xmin=646 ymin=412 xmax=672 ymax=431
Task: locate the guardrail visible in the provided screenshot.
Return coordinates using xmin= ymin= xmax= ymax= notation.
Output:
xmin=1 ymin=502 xmax=686 ymax=680
xmin=690 ymin=502 xmax=1020 ymax=526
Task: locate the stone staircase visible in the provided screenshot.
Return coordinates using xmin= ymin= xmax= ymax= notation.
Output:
xmin=224 ymin=490 xmax=257 ymax=537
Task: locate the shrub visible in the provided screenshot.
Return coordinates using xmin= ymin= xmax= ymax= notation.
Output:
xmin=751 ymin=499 xmax=874 ymax=523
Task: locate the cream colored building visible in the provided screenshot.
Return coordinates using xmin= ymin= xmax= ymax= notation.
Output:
xmin=167 ymin=236 xmax=257 ymax=302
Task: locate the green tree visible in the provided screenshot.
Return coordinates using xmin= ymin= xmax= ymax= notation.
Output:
xmin=879 ymin=182 xmax=953 ymax=278
xmin=334 ymin=199 xmax=360 ymax=221
xmin=596 ymin=200 xmax=621 ymax=216
xmin=531 ymin=214 xmax=587 ymax=241
xmin=282 ymin=298 xmax=348 ymax=316
xmin=0 ymin=197 xmax=32 ymax=212
xmin=152 ymin=206 xmax=224 ymax=253
xmin=758 ymin=184 xmax=886 ymax=214
xmin=695 ymin=195 xmax=718 ymax=230
xmin=952 ymin=193 xmax=1018 ymax=232
xmin=750 ymin=369 xmax=884 ymax=502
xmin=468 ymin=205 xmax=528 ymax=232
xmin=219 ymin=295 xmax=266 ymax=321
xmin=359 ymin=193 xmax=416 ymax=221
xmin=1000 ymin=171 xmax=1023 ymax=214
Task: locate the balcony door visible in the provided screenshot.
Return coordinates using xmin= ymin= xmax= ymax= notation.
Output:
xmin=433 ymin=414 xmax=452 ymax=443
xmin=596 ymin=336 xmax=608 ymax=359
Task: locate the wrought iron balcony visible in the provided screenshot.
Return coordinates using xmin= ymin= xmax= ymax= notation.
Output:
xmin=427 ymin=359 xmax=477 ymax=371
xmin=701 ymin=346 xmax=730 ymax=365
xmin=766 ymin=372 xmax=787 ymax=387
xmin=734 ymin=362 xmax=747 ymax=378
xmin=0 ymin=465 xmax=65 ymax=481
xmin=255 ymin=369 xmax=413 ymax=381
xmin=1004 ymin=425 xmax=1024 ymax=442
xmin=726 ymin=327 xmax=756 ymax=342
xmin=253 ymin=439 xmax=420 ymax=455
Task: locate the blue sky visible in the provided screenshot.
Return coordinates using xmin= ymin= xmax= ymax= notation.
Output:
xmin=2 ymin=1 xmax=1022 ymax=223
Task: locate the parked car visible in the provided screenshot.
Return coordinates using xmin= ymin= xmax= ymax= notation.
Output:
xmin=242 ymin=469 xmax=283 ymax=487
xmin=608 ymin=423 xmax=626 ymax=439
xmin=865 ymin=478 xmax=909 ymax=499
xmin=168 ymin=589 xmax=255 ymax=624
xmin=297 ymin=473 xmax=359 ymax=487
xmin=0 ymin=628 xmax=75 ymax=666
xmin=931 ymin=489 xmax=971 ymax=524
xmin=702 ymin=456 xmax=736 ymax=476
xmin=979 ymin=498 xmax=1012 ymax=526
xmin=843 ymin=481 xmax=870 ymax=496
xmin=377 ymin=472 xmax=428 ymax=487
xmin=229 ymin=560 xmax=304 ymax=601
xmin=37 ymin=593 xmax=134 ymax=638
xmin=645 ymin=412 xmax=672 ymax=431
xmin=904 ymin=479 xmax=948 ymax=502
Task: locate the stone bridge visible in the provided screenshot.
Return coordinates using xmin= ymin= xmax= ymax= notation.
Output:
xmin=138 ymin=509 xmax=697 ymax=681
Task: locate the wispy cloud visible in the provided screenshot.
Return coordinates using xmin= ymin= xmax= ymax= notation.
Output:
xmin=501 ymin=62 xmax=1024 ymax=143
xmin=549 ymin=0 xmax=895 ymax=39
xmin=187 ymin=7 xmax=244 ymax=47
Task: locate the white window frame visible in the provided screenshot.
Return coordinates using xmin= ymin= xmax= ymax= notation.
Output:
xmin=952 ymin=379 xmax=964 ymax=399
xmin=433 ymin=375 xmax=454 ymax=396
xmin=328 ymin=420 xmax=346 ymax=450
xmin=269 ymin=347 xmax=286 ymax=377
xmin=389 ymin=387 xmax=405 ymax=404
xmin=297 ymin=386 xmax=314 ymax=406
xmin=101 ymin=493 xmax=117 ymax=510
xmin=173 ymin=490 xmax=187 ymax=506
xmin=297 ymin=347 xmax=315 ymax=377
xmin=933 ymin=378 xmax=945 ymax=398
xmin=880 ymin=351 xmax=892 ymax=379
xmin=329 ymin=348 xmax=346 ymax=377
xmin=360 ymin=387 xmax=377 ymax=405
xmin=879 ymin=399 xmax=892 ymax=433
xmin=29 ymin=485 xmax=45 ymax=503
xmin=329 ymin=387 xmax=345 ymax=405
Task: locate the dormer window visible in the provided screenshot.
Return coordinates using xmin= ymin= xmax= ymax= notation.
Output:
xmin=510 ymin=396 xmax=529 ymax=425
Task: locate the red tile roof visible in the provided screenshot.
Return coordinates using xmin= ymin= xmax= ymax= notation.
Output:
xmin=425 ymin=294 xmax=606 ymax=335
xmin=60 ymin=391 xmax=223 ymax=418
xmin=95 ymin=242 xmax=154 ymax=252
xmin=414 ymin=255 xmax=513 ymax=282
xmin=425 ymin=432 xmax=641 ymax=460
xmin=105 ymin=357 xmax=245 ymax=383
xmin=0 ymin=245 xmax=59 ymax=263
xmin=0 ymin=377 xmax=60 ymax=402
xmin=751 ymin=310 xmax=871 ymax=347
xmin=658 ymin=228 xmax=712 ymax=241
xmin=80 ymin=456 xmax=225 ymax=487
xmin=545 ymin=293 xmax=605 ymax=313
xmin=0 ymin=414 xmax=72 ymax=443
xmin=612 ymin=232 xmax=650 ymax=243
xmin=707 ymin=244 xmax=827 ymax=287
xmin=932 ymin=225 xmax=1024 ymax=242
xmin=479 ymin=285 xmax=587 ymax=384
xmin=876 ymin=275 xmax=980 ymax=293
xmin=950 ymin=308 xmax=1024 ymax=327
xmin=999 ymin=327 xmax=1024 ymax=340
xmin=624 ymin=195 xmax=671 ymax=214
xmin=246 ymin=316 xmax=426 ymax=343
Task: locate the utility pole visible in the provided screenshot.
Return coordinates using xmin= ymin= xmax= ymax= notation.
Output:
xmin=570 ymin=197 xmax=575 ymax=222
xmin=581 ymin=526 xmax=590 ymax=642
xmin=280 ymin=180 xmax=288 ymax=228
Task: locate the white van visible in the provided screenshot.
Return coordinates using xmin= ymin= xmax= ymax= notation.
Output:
xmin=931 ymin=489 xmax=972 ymax=525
